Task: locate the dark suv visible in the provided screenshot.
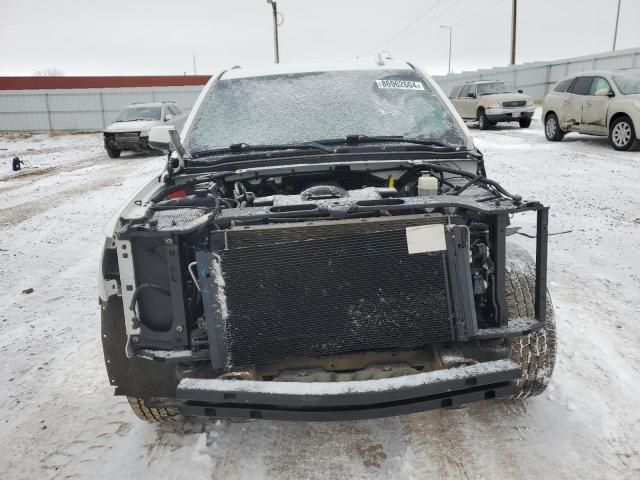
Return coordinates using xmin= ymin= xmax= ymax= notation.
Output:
xmin=99 ymin=60 xmax=555 ymax=422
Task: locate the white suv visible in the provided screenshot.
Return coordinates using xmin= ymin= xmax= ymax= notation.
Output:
xmin=542 ymin=71 xmax=640 ymax=151
xmin=103 ymin=101 xmax=187 ymax=158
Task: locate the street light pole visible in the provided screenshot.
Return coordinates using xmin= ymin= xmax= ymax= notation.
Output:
xmin=510 ymin=0 xmax=517 ymax=65
xmin=266 ymin=0 xmax=280 ymax=64
xmin=613 ymin=0 xmax=622 ymax=51
xmin=440 ymin=25 xmax=452 ymax=75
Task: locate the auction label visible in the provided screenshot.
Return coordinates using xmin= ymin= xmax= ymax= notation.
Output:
xmin=376 ymin=80 xmax=425 ymax=90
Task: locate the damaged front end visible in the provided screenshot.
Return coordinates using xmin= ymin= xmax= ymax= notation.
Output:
xmin=100 ymin=157 xmax=551 ymax=421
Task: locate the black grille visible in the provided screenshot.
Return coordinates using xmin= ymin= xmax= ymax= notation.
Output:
xmin=115 ymin=132 xmax=140 ymax=142
xmin=217 ymin=223 xmax=453 ymax=366
xmin=502 ymin=100 xmax=526 ymax=108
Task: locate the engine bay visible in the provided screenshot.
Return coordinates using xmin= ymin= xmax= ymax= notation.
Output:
xmin=107 ymin=159 xmax=542 ymax=366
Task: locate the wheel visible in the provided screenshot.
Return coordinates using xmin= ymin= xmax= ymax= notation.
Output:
xmin=544 ymin=113 xmax=564 ymax=141
xmin=519 ymin=117 xmax=532 ymax=128
xmin=505 ymin=243 xmax=556 ymax=399
xmin=609 ymin=115 xmax=639 ymax=151
xmin=106 ymin=146 xmax=121 ymax=158
xmin=127 ymin=396 xmax=181 ymax=422
xmin=101 ymin=297 xmax=185 ymax=422
xmin=477 ymin=109 xmax=490 ymax=130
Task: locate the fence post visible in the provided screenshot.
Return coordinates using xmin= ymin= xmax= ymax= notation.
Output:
xmin=44 ymin=93 xmax=53 ymax=131
xmin=99 ymin=91 xmax=106 ymax=129
xmin=543 ymin=63 xmax=551 ymax=96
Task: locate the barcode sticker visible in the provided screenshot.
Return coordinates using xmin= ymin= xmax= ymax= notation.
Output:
xmin=376 ymin=80 xmax=425 ymax=90
xmin=406 ymin=224 xmax=446 ymax=254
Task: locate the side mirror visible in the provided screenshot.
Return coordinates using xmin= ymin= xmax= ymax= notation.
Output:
xmin=149 ymin=125 xmax=186 ymax=172
xmin=517 ymin=89 xmax=523 ymax=94
xmin=164 ymin=114 xmax=174 ymax=122
xmin=608 ymin=90 xmax=615 ymax=98
xmin=148 ymin=125 xmax=175 ymax=151
xmin=467 ymin=92 xmax=476 ymax=98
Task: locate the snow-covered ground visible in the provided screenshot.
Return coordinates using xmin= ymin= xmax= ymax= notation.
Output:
xmin=1 ymin=121 xmax=639 ymax=480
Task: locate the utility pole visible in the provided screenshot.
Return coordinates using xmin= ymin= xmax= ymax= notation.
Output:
xmin=510 ymin=0 xmax=517 ymax=65
xmin=613 ymin=0 xmax=622 ymax=51
xmin=266 ymin=0 xmax=280 ymax=64
xmin=440 ymin=25 xmax=452 ymax=75
xmin=192 ymin=53 xmax=197 ymax=75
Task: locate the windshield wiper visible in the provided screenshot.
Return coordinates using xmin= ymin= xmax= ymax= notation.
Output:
xmin=190 ymin=135 xmax=463 ymax=160
xmin=314 ymin=135 xmax=461 ymax=151
xmin=191 ymin=141 xmax=334 ymax=159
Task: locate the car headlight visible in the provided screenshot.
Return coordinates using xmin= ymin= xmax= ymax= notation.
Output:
xmin=526 ymin=99 xmax=534 ymax=107
xmin=486 ymin=102 xmax=502 ymax=109
xmin=140 ymin=128 xmax=151 ymax=137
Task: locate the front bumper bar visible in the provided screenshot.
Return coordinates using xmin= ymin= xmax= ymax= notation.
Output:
xmin=485 ymin=106 xmax=535 ymax=123
xmin=176 ymin=359 xmax=520 ymax=421
xmin=104 ymin=133 xmax=151 ymax=151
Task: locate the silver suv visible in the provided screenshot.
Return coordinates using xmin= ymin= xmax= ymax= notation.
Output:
xmin=103 ymin=101 xmax=187 ymax=158
xmin=449 ymin=81 xmax=535 ymax=130
xmin=542 ymin=70 xmax=640 ymax=151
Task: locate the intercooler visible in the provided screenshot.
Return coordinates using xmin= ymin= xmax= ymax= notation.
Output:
xmin=197 ymin=215 xmax=473 ymax=368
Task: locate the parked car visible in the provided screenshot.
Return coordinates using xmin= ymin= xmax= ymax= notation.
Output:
xmin=103 ymin=101 xmax=187 ymax=158
xmin=542 ymin=70 xmax=640 ymax=151
xmin=449 ymin=80 xmax=535 ymax=130
xmin=99 ymin=59 xmax=554 ymax=422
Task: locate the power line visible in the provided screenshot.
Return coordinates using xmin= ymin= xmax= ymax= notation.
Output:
xmin=356 ymin=0 xmax=444 ymax=57
xmin=381 ymin=0 xmax=464 ymax=51
xmin=451 ymin=0 xmax=507 ymax=27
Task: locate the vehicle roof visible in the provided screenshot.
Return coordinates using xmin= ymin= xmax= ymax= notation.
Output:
xmin=220 ymin=58 xmax=414 ymax=80
xmin=564 ymin=70 xmax=616 ymax=77
xmin=461 ymin=80 xmax=504 ymax=85
xmin=559 ymin=70 xmax=640 ymax=79
xmin=126 ymin=101 xmax=176 ymax=108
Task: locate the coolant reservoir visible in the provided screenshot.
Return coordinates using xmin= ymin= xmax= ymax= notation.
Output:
xmin=418 ymin=175 xmax=438 ymax=196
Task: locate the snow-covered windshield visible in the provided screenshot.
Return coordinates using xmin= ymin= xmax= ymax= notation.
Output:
xmin=477 ymin=82 xmax=517 ymax=95
xmin=186 ymin=69 xmax=466 ymax=153
xmin=116 ymin=106 xmax=161 ymax=122
xmin=612 ymin=74 xmax=640 ymax=95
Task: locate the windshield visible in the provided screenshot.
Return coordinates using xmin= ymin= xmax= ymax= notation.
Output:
xmin=612 ymin=74 xmax=640 ymax=95
xmin=185 ymin=69 xmax=466 ymax=154
xmin=477 ymin=82 xmax=517 ymax=95
xmin=116 ymin=106 xmax=161 ymax=122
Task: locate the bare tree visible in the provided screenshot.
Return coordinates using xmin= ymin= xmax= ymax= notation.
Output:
xmin=33 ymin=67 xmax=65 ymax=77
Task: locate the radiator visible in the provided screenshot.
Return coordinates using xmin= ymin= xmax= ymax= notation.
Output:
xmin=198 ymin=215 xmax=456 ymax=367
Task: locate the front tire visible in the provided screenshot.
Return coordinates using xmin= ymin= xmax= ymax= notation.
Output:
xmin=127 ymin=396 xmax=181 ymax=422
xmin=609 ymin=115 xmax=639 ymax=151
xmin=477 ymin=109 xmax=490 ymax=130
xmin=519 ymin=117 xmax=532 ymax=128
xmin=505 ymin=243 xmax=556 ymax=399
xmin=106 ymin=146 xmax=121 ymax=158
xmin=544 ymin=113 xmax=564 ymax=141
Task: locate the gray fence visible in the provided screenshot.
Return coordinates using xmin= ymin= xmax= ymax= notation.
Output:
xmin=0 ymin=85 xmax=203 ymax=132
xmin=432 ymin=47 xmax=640 ymax=101
xmin=2 ymin=47 xmax=640 ymax=131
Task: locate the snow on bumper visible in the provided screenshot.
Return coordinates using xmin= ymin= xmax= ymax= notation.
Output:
xmin=177 ymin=359 xmax=521 ymax=421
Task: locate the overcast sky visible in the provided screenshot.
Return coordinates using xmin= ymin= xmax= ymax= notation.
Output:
xmin=1 ymin=0 xmax=638 ymax=77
